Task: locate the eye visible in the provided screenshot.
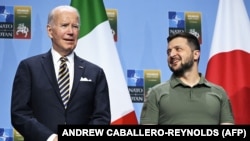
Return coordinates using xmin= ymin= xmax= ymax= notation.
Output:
xmin=166 ymin=49 xmax=171 ymax=56
xmin=73 ymin=25 xmax=79 ymax=29
xmin=72 ymin=25 xmax=79 ymax=30
xmin=61 ymin=24 xmax=68 ymax=28
xmin=175 ymin=47 xmax=183 ymax=52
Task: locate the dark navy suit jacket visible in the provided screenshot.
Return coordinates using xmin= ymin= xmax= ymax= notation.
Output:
xmin=11 ymin=50 xmax=111 ymax=141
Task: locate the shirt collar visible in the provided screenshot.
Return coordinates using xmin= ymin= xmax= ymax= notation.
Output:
xmin=169 ymin=73 xmax=211 ymax=88
xmin=51 ymin=48 xmax=74 ymax=64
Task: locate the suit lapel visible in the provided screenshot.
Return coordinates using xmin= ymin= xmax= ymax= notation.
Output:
xmin=41 ymin=51 xmax=61 ymax=100
xmin=70 ymin=55 xmax=85 ymax=99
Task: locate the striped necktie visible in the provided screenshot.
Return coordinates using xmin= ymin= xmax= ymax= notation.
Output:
xmin=58 ymin=57 xmax=70 ymax=109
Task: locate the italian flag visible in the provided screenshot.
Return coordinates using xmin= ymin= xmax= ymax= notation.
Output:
xmin=205 ymin=0 xmax=250 ymax=124
xmin=70 ymin=0 xmax=138 ymax=124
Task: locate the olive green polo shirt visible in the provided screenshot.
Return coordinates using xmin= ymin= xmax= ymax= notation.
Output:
xmin=140 ymin=74 xmax=234 ymax=125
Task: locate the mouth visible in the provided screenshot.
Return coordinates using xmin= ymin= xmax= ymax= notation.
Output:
xmin=64 ymin=38 xmax=74 ymax=41
xmin=170 ymin=58 xmax=179 ymax=65
xmin=64 ymin=39 xmax=75 ymax=45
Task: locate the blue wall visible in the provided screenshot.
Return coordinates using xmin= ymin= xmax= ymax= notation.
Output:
xmin=1 ymin=0 xmax=250 ymax=127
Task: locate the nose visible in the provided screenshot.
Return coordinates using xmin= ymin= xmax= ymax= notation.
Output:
xmin=168 ymin=49 xmax=177 ymax=57
xmin=67 ymin=26 xmax=74 ymax=34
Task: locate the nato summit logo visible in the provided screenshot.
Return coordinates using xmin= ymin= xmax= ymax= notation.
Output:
xmin=127 ymin=70 xmax=144 ymax=102
xmin=0 ymin=5 xmax=31 ymax=39
xmin=0 ymin=128 xmax=13 ymax=141
xmin=168 ymin=11 xmax=202 ymax=44
xmin=127 ymin=69 xmax=161 ymax=103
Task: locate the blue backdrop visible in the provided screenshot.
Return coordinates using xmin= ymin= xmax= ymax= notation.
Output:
xmin=1 ymin=0 xmax=250 ymax=128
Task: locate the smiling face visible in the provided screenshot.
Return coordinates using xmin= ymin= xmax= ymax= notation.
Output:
xmin=47 ymin=7 xmax=80 ymax=56
xmin=167 ymin=37 xmax=200 ymax=76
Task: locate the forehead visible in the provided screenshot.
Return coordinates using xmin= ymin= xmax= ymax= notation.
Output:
xmin=168 ymin=37 xmax=188 ymax=48
xmin=54 ymin=9 xmax=79 ymax=22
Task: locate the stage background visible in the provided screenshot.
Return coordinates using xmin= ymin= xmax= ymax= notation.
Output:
xmin=1 ymin=0 xmax=250 ymax=130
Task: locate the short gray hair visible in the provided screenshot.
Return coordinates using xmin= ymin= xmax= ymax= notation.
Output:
xmin=47 ymin=5 xmax=80 ymax=25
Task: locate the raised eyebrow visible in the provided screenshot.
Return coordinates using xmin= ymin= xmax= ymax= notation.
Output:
xmin=168 ymin=46 xmax=179 ymax=50
xmin=167 ymin=46 xmax=182 ymax=54
xmin=172 ymin=46 xmax=182 ymax=50
xmin=60 ymin=23 xmax=69 ymax=25
xmin=60 ymin=23 xmax=78 ymax=25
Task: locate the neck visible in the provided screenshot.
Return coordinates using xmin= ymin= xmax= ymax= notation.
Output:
xmin=179 ymin=71 xmax=200 ymax=87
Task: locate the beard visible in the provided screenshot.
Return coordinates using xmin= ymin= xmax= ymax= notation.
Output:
xmin=169 ymin=56 xmax=194 ymax=77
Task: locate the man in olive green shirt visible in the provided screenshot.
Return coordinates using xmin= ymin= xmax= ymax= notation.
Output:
xmin=140 ymin=32 xmax=234 ymax=125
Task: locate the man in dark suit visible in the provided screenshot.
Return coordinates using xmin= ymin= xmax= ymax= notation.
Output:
xmin=11 ymin=5 xmax=111 ymax=141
